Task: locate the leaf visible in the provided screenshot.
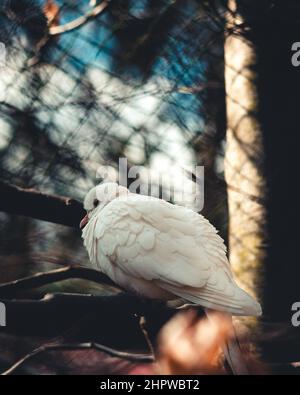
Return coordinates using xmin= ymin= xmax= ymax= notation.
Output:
xmin=43 ymin=0 xmax=60 ymax=29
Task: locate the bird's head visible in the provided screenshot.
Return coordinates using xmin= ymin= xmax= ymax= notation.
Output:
xmin=80 ymin=182 xmax=129 ymax=229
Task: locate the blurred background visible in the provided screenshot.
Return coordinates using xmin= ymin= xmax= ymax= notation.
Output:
xmin=1 ymin=0 xmax=300 ymax=374
xmin=0 ymin=0 xmax=227 ymax=286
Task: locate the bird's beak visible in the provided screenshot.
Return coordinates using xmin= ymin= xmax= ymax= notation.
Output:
xmin=80 ymin=214 xmax=89 ymax=230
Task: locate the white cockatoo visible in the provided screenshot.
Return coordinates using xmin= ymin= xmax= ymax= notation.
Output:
xmin=80 ymin=182 xmax=261 ymax=374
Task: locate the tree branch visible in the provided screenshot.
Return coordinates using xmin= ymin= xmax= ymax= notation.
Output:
xmin=2 ymin=341 xmax=154 ymax=375
xmin=49 ymin=1 xmax=110 ymax=36
xmin=0 ymin=293 xmax=176 ymax=341
xmin=0 ymin=265 xmax=118 ymax=297
xmin=0 ymin=181 xmax=85 ymax=227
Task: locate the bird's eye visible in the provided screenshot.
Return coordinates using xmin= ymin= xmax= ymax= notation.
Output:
xmin=93 ymin=199 xmax=99 ymax=208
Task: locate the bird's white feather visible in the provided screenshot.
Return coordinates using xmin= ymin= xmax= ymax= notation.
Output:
xmin=82 ymin=189 xmax=261 ymax=316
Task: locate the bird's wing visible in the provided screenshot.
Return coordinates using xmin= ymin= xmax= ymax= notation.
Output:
xmin=92 ymin=195 xmax=260 ymax=315
xmin=93 ymin=195 xmax=228 ymax=285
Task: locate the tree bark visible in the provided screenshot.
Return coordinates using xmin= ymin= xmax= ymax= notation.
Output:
xmin=224 ymin=0 xmax=300 ymax=325
xmin=224 ymin=0 xmax=267 ymax=306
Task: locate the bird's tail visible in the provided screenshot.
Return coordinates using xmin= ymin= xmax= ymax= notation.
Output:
xmin=205 ymin=310 xmax=249 ymax=375
xmin=158 ymin=281 xmax=262 ymax=317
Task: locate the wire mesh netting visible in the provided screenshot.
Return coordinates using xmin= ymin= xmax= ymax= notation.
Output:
xmin=0 ymin=0 xmax=226 ymax=197
xmin=0 ymin=0 xmax=228 ymax=277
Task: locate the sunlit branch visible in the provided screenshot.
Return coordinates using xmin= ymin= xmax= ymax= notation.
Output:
xmin=49 ymin=1 xmax=110 ymax=36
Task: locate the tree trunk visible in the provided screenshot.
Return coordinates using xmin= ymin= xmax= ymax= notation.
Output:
xmin=224 ymin=0 xmax=300 ymax=329
xmin=224 ymin=0 xmax=267 ymax=307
